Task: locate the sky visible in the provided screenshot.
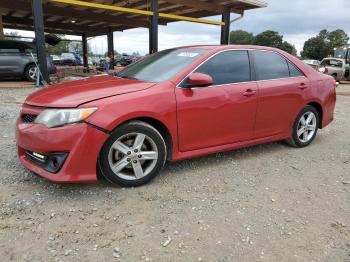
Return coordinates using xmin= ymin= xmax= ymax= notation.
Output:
xmin=5 ymin=0 xmax=350 ymax=56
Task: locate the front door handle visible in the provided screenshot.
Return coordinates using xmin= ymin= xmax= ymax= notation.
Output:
xmin=242 ymin=89 xmax=257 ymax=97
xmin=298 ymin=83 xmax=309 ymax=90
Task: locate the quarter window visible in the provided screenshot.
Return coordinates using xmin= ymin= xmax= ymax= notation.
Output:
xmin=193 ymin=50 xmax=251 ymax=86
xmin=287 ymin=61 xmax=304 ymax=77
xmin=254 ymin=51 xmax=290 ymax=80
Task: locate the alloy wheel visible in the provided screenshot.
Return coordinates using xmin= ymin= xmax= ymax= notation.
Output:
xmin=28 ymin=66 xmax=37 ymax=80
xmin=297 ymin=111 xmax=317 ymax=143
xmin=108 ymin=132 xmax=158 ymax=181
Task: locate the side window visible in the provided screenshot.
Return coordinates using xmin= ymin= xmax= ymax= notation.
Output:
xmin=0 ymin=42 xmax=20 ymax=54
xmin=287 ymin=61 xmax=304 ymax=77
xmin=193 ymin=50 xmax=251 ymax=86
xmin=254 ymin=51 xmax=289 ymax=80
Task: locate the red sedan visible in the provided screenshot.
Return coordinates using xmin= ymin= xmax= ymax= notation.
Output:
xmin=16 ymin=45 xmax=336 ymax=186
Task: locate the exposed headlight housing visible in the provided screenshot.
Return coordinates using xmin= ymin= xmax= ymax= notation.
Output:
xmin=35 ymin=108 xmax=97 ymax=128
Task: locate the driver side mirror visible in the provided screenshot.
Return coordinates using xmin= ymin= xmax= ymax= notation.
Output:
xmin=186 ymin=73 xmax=213 ymax=87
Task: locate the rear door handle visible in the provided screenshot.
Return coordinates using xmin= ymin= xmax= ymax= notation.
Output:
xmin=298 ymin=83 xmax=309 ymax=90
xmin=242 ymin=89 xmax=257 ymax=97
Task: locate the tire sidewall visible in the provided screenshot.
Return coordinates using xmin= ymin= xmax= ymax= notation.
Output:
xmin=292 ymin=106 xmax=319 ymax=147
xmin=99 ymin=122 xmax=166 ymax=187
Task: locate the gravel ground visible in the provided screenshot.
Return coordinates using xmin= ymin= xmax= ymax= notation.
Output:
xmin=0 ymin=84 xmax=349 ymax=262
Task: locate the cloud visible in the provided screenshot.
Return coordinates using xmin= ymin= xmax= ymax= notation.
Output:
xmin=5 ymin=0 xmax=350 ymax=55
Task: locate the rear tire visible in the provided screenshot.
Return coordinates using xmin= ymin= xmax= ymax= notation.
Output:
xmin=286 ymin=105 xmax=319 ymax=148
xmin=99 ymin=121 xmax=167 ymax=187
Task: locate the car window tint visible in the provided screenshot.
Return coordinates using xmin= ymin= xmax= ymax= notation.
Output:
xmin=254 ymin=51 xmax=290 ymax=80
xmin=194 ymin=50 xmax=251 ymax=86
xmin=287 ymin=61 xmax=304 ymax=77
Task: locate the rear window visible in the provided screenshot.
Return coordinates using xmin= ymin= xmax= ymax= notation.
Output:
xmin=0 ymin=41 xmax=36 ymax=53
xmin=253 ymin=51 xmax=290 ymax=80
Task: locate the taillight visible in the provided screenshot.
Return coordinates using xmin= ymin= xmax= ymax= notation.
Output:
xmin=319 ymin=67 xmax=328 ymax=74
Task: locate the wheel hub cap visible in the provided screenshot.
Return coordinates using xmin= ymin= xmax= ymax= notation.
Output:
xmin=108 ymin=133 xmax=158 ymax=181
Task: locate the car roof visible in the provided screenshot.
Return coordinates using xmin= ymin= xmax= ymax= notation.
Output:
xmin=0 ymin=39 xmax=35 ymax=48
xmin=174 ymin=44 xmax=284 ymax=52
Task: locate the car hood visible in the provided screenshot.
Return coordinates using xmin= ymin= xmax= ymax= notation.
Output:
xmin=25 ymin=75 xmax=156 ymax=108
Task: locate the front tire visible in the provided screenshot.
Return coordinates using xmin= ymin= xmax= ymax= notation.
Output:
xmin=24 ymin=64 xmax=37 ymax=82
xmin=99 ymin=121 xmax=167 ymax=187
xmin=286 ymin=105 xmax=319 ymax=147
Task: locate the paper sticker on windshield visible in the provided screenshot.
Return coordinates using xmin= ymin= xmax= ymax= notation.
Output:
xmin=177 ymin=52 xmax=199 ymax=58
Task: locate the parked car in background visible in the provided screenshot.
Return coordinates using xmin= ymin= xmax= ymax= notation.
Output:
xmin=120 ymin=53 xmax=133 ymax=66
xmin=91 ymin=57 xmax=100 ymax=66
xmin=0 ymin=40 xmax=56 ymax=81
xmin=60 ymin=53 xmax=77 ymax=66
xmin=303 ymin=59 xmax=320 ymax=70
xmin=16 ymin=45 xmax=336 ymax=187
xmin=50 ymin=55 xmax=61 ymax=65
xmin=320 ymin=58 xmax=350 ymax=81
xmin=114 ymin=54 xmax=121 ymax=66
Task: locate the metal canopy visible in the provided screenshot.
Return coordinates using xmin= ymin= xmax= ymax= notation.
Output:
xmin=0 ymin=0 xmax=267 ymax=37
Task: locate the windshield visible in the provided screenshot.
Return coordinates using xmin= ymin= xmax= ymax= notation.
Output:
xmin=117 ymin=48 xmax=208 ymax=82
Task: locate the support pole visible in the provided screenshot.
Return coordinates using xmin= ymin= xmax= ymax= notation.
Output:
xmin=0 ymin=15 xmax=4 ymax=39
xmin=82 ymin=33 xmax=88 ymax=68
xmin=220 ymin=7 xmax=230 ymax=45
xmin=107 ymin=29 xmax=114 ymax=69
xmin=149 ymin=0 xmax=158 ymax=54
xmin=32 ymin=0 xmax=49 ymax=84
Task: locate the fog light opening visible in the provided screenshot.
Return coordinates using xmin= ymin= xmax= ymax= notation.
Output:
xmin=50 ymin=157 xmax=59 ymax=169
xmin=43 ymin=153 xmax=68 ymax=173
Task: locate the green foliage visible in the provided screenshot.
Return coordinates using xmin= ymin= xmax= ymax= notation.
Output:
xmin=229 ymin=30 xmax=255 ymax=45
xmin=46 ymin=34 xmax=85 ymax=56
xmin=254 ymin=30 xmax=283 ymax=48
xmin=229 ymin=30 xmax=297 ymax=55
xmin=46 ymin=35 xmax=69 ymax=55
xmin=301 ymin=29 xmax=349 ymax=60
xmin=254 ymin=30 xmax=297 ymax=55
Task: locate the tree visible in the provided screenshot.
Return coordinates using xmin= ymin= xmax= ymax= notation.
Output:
xmin=254 ymin=30 xmax=283 ymax=48
xmin=328 ymin=29 xmax=349 ymax=49
xmin=229 ymin=30 xmax=255 ymax=45
xmin=254 ymin=30 xmax=297 ymax=55
xmin=46 ymin=35 xmax=69 ymax=55
xmin=281 ymin=41 xmax=297 ymax=56
xmin=301 ymin=36 xmax=329 ymax=60
xmin=301 ymin=29 xmax=349 ymax=60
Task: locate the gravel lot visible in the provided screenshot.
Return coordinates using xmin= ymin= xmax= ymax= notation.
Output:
xmin=0 ymin=84 xmax=349 ymax=262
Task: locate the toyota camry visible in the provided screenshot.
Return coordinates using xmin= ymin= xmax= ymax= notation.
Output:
xmin=16 ymin=45 xmax=336 ymax=186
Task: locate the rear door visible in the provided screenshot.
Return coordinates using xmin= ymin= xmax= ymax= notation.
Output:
xmin=0 ymin=41 xmax=23 ymax=75
xmin=175 ymin=50 xmax=258 ymax=152
xmin=252 ymin=50 xmax=309 ymax=138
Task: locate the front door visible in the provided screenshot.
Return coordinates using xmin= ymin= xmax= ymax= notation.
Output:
xmin=175 ymin=50 xmax=258 ymax=152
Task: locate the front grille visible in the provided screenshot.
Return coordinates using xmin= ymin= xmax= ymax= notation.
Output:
xmin=21 ymin=114 xmax=37 ymax=123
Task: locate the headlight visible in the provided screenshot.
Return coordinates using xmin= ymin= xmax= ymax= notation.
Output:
xmin=35 ymin=108 xmax=97 ymax=128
